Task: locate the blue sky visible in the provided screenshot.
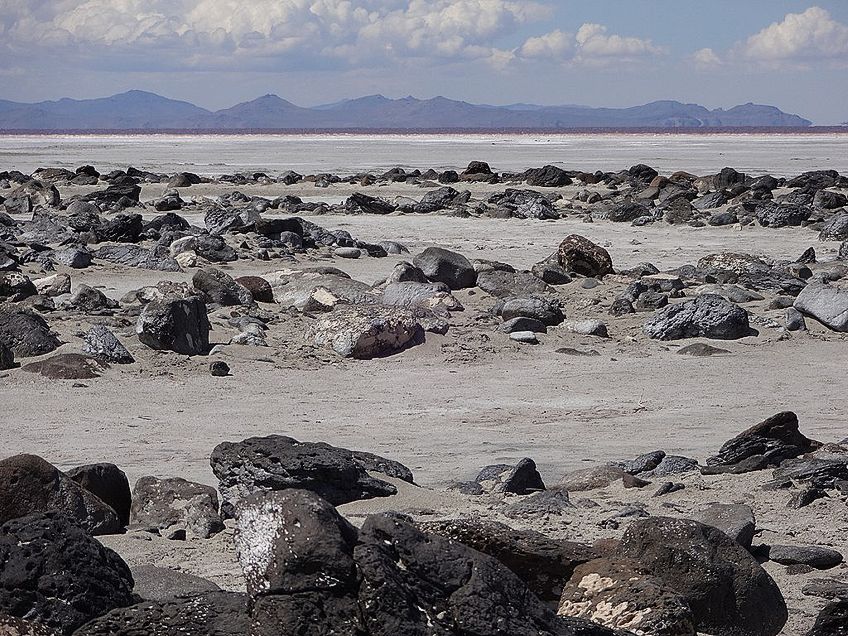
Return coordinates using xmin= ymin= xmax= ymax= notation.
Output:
xmin=1 ymin=1 xmax=847 ymax=123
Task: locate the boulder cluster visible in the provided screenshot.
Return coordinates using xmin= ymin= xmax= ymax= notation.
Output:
xmin=0 ymin=410 xmax=846 ymax=634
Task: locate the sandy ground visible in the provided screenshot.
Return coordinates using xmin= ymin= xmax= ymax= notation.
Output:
xmin=3 ymin=180 xmax=848 ymax=634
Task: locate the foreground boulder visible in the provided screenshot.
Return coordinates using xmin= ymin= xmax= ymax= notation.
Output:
xmin=129 ymin=476 xmax=224 ymax=539
xmin=617 ymin=517 xmax=788 ymax=636
xmin=210 ymin=435 xmax=408 ymax=514
xmin=412 ymin=246 xmax=477 ymax=289
xmin=66 ymin=463 xmax=132 ymax=527
xmin=419 ymin=519 xmax=597 ymax=603
xmin=557 ymin=235 xmax=613 ymax=277
xmin=558 ymin=557 xmax=696 ymax=636
xmin=0 ymin=454 xmax=122 ymax=535
xmin=644 ymin=295 xmax=751 ymax=340
xmin=72 ymin=592 xmax=249 ymax=636
xmin=136 ymin=295 xmax=210 ymax=355
xmin=806 ymin=599 xmax=848 ymax=636
xmin=0 ymin=308 xmax=61 ymax=357
xmin=706 ymin=411 xmax=819 ymax=472
xmin=793 ymin=283 xmax=848 ymax=332
xmin=0 ymin=512 xmax=133 ymax=635
xmin=309 ymin=306 xmax=422 ymax=359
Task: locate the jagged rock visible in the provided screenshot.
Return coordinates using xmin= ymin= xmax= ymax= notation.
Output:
xmin=33 ymin=274 xmax=71 ymax=297
xmin=644 ymin=295 xmax=751 ymax=340
xmin=136 ymin=295 xmax=210 ymax=355
xmin=308 ymin=306 xmax=422 ymax=359
xmin=558 ymin=557 xmax=696 ymax=636
xmin=754 ymin=202 xmax=810 ymax=228
xmin=0 ymin=271 xmax=36 ymax=301
xmin=192 ymin=268 xmax=254 ymax=306
xmin=609 ymin=201 xmax=650 ymax=222
xmin=557 ymin=235 xmax=613 ymax=277
xmin=94 ymin=244 xmax=181 ymax=272
xmin=82 ymin=325 xmax=134 ymax=364
xmin=696 ymin=503 xmax=756 ymax=549
xmin=66 ymin=285 xmax=117 ymax=312
xmin=129 ymin=476 xmax=224 ymax=539
xmin=345 ymin=192 xmax=395 ymax=215
xmin=524 ymin=165 xmax=572 ymax=187
xmin=210 ymin=435 xmax=407 ymax=513
xmin=502 ymin=489 xmax=573 ymax=519
xmin=617 ymin=517 xmax=787 ymax=636
xmin=473 ymin=458 xmax=545 ymax=495
xmin=419 ymin=519 xmax=596 ymax=603
xmin=0 ymin=512 xmax=133 ymax=635
xmin=53 ymin=247 xmax=91 ymax=269
xmin=269 ymin=271 xmax=370 ymax=310
xmin=794 ymin=283 xmax=848 ymax=332
xmin=807 ymin=599 xmax=848 ymax=636
xmin=412 ymin=247 xmax=477 ymax=290
xmin=819 ymin=212 xmax=848 ymax=241
xmin=66 ymin=463 xmax=131 ymax=527
xmin=95 ymin=214 xmax=143 ymax=243
xmin=0 ymin=454 xmax=122 ymax=534
xmin=706 ymin=411 xmax=818 ymax=470
xmin=72 ymin=592 xmax=249 ymax=636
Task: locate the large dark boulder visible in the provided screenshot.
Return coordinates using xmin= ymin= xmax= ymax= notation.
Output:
xmin=608 ymin=201 xmax=649 ymax=222
xmin=355 ymin=513 xmax=575 ymax=636
xmin=210 ymin=435 xmax=408 ymax=514
xmin=524 ymin=165 xmax=573 ymax=187
xmin=66 ymin=463 xmax=132 ymax=527
xmin=94 ymin=244 xmax=181 ymax=272
xmin=0 ymin=271 xmax=36 ymax=301
xmin=643 ymin=295 xmax=752 ymax=340
xmin=95 ymin=214 xmax=143 ymax=243
xmin=819 ymin=212 xmax=848 ymax=241
xmin=618 ymin=517 xmax=788 ymax=636
xmin=418 ymin=519 xmax=597 ymax=603
xmin=81 ymin=325 xmax=134 ymax=364
xmin=0 ymin=308 xmax=61 ymax=357
xmin=806 ymin=599 xmax=848 ymax=636
xmin=499 ymin=295 xmax=565 ymax=326
xmin=345 ymin=192 xmax=396 ymax=215
xmin=557 ymin=235 xmax=613 ymax=277
xmin=0 ymin=342 xmax=13 ymax=370
xmin=192 ymin=268 xmax=254 ymax=306
xmin=0 ymin=512 xmax=133 ymax=635
xmin=136 ymin=295 xmax=210 ymax=355
xmin=558 ymin=557 xmax=696 ymax=636
xmin=129 ymin=476 xmax=224 ymax=539
xmin=72 ymin=592 xmax=249 ymax=636
xmin=0 ymin=455 xmax=122 ymax=535
xmin=477 ymin=270 xmax=551 ymax=298
xmin=412 ymin=247 xmax=477 ymax=290
xmin=754 ymin=202 xmax=811 ymax=228
xmin=706 ymin=411 xmax=819 ymax=471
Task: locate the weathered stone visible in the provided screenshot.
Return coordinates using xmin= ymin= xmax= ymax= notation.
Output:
xmin=618 ymin=517 xmax=787 ymax=636
xmin=696 ymin=503 xmax=756 ymax=549
xmin=0 ymin=454 xmax=122 ymax=535
xmin=192 ymin=268 xmax=254 ymax=306
xmin=557 ymin=235 xmax=613 ymax=277
xmin=66 ymin=463 xmax=131 ymax=527
xmin=210 ymin=435 xmax=406 ymax=513
xmin=794 ymin=283 xmax=848 ymax=332
xmin=130 ymin=476 xmax=224 ymax=539
xmin=82 ymin=325 xmax=134 ymax=364
xmin=0 ymin=512 xmax=133 ymax=635
xmin=136 ymin=295 xmax=210 ymax=355
xmin=499 ymin=295 xmax=564 ymax=326
xmin=419 ymin=519 xmax=596 ymax=603
xmin=768 ymin=545 xmax=843 ymax=570
xmin=412 ymin=246 xmax=477 ymax=289
xmin=308 ymin=306 xmax=422 ymax=359
xmin=707 ymin=411 xmax=818 ymax=470
xmin=644 ymin=295 xmax=751 ymax=340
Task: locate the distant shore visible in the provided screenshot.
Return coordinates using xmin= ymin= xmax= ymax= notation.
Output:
xmin=2 ymin=126 xmax=847 ymax=136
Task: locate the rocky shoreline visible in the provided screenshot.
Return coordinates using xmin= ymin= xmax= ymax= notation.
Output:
xmin=1 ymin=160 xmax=848 ymax=635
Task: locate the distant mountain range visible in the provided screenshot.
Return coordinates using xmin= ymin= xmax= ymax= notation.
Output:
xmin=0 ymin=90 xmax=814 ymax=130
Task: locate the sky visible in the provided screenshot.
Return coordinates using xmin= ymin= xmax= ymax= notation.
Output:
xmin=1 ymin=1 xmax=848 ymax=124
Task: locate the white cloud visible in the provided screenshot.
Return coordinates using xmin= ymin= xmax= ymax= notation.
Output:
xmin=740 ymin=6 xmax=848 ymax=64
xmin=0 ymin=0 xmax=553 ymax=70
xmin=692 ymin=47 xmax=722 ymax=69
xmin=518 ymin=23 xmax=663 ymax=65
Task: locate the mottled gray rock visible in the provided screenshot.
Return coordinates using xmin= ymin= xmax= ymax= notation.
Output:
xmin=94 ymin=244 xmax=181 ymax=272
xmin=82 ymin=325 xmax=134 ymax=364
xmin=380 ymin=281 xmax=462 ymax=313
xmin=499 ymin=295 xmax=564 ymax=326
xmin=476 ymin=269 xmax=551 ymax=298
xmin=412 ymin=246 xmax=477 ymax=289
xmin=192 ymin=267 xmax=254 ymax=306
xmin=794 ymin=283 xmax=848 ymax=332
xmin=697 ymin=503 xmax=756 ymax=549
xmin=644 ymin=295 xmax=752 ymax=340
xmin=309 ymin=306 xmax=422 ymax=359
xmin=130 ymin=476 xmax=224 ymax=539
xmin=768 ymin=545 xmax=843 ymax=570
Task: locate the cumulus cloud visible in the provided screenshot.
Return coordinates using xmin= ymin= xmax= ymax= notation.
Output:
xmin=739 ymin=6 xmax=848 ymax=65
xmin=0 ymin=0 xmax=553 ymax=70
xmin=518 ymin=23 xmax=663 ymax=65
xmin=692 ymin=47 xmax=722 ymax=69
